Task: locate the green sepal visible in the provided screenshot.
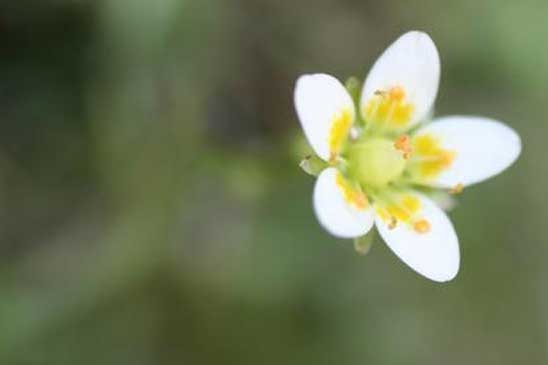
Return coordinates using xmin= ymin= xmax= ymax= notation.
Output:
xmin=299 ymin=154 xmax=327 ymax=177
xmin=345 ymin=76 xmax=361 ymax=106
xmin=345 ymin=76 xmax=364 ymax=126
xmin=353 ymin=229 xmax=377 ymax=256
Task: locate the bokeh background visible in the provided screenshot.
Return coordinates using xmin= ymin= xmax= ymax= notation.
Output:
xmin=0 ymin=0 xmax=546 ymax=363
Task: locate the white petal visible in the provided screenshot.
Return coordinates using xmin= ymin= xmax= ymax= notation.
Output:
xmin=375 ymin=194 xmax=459 ymax=282
xmin=294 ymin=74 xmax=355 ymax=161
xmin=313 ymin=168 xmax=375 ymax=238
xmin=361 ymin=31 xmax=440 ymax=128
xmin=414 ymin=116 xmax=521 ymax=188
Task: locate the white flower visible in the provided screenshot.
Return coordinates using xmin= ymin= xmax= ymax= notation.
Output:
xmin=294 ymin=31 xmax=521 ymax=282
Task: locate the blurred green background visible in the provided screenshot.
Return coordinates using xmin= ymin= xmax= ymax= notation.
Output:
xmin=0 ymin=0 xmax=545 ymax=364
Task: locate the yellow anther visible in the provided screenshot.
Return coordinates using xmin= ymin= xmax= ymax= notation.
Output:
xmin=388 ymin=216 xmax=398 ymax=230
xmin=394 ymin=135 xmax=410 ymax=150
xmin=394 ymin=135 xmax=413 ymax=159
xmin=449 ymin=183 xmax=464 ymax=195
xmin=413 ymin=219 xmax=431 ymax=234
xmin=329 ymin=153 xmax=338 ymax=165
xmin=388 ymin=86 xmax=405 ymax=101
xmin=354 ymin=192 xmax=369 ymax=209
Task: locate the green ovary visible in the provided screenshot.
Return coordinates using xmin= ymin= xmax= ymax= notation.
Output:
xmin=348 ymin=138 xmax=406 ymax=188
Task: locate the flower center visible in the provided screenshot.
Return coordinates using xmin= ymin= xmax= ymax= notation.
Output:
xmin=348 ymin=138 xmax=406 ymax=188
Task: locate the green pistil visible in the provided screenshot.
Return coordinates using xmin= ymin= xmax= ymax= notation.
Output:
xmin=347 ymin=138 xmax=406 ymax=188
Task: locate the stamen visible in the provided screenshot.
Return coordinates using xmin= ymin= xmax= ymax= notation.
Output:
xmin=413 ymin=219 xmax=431 ymax=234
xmin=354 ymin=191 xmax=369 ymax=209
xmin=329 ymin=153 xmax=338 ymax=165
xmin=449 ymin=183 xmax=464 ymax=195
xmin=388 ymin=86 xmax=405 ymax=101
xmin=394 ymin=135 xmax=412 ymax=159
xmin=388 ymin=216 xmax=398 ymax=230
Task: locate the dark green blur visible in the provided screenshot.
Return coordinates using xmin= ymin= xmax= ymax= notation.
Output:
xmin=0 ymin=0 xmax=545 ymax=364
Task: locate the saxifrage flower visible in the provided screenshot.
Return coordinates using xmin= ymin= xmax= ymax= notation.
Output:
xmin=294 ymin=31 xmax=521 ymax=282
